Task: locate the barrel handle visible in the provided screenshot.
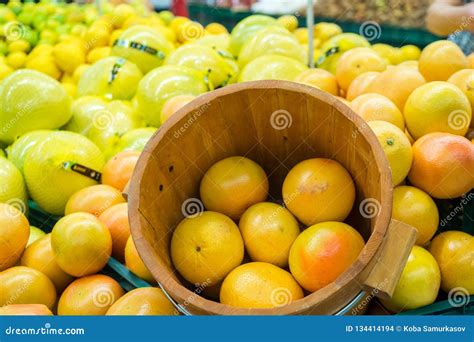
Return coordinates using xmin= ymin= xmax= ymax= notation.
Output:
xmin=363 ymin=219 xmax=417 ymax=300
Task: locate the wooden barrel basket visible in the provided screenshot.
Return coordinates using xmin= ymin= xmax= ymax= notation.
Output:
xmin=128 ymin=80 xmax=417 ymax=315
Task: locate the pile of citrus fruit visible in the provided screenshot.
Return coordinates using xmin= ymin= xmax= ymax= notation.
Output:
xmin=0 ymin=1 xmax=473 ymax=315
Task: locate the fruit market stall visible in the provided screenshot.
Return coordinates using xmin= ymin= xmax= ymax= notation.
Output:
xmin=0 ymin=0 xmax=473 ymax=318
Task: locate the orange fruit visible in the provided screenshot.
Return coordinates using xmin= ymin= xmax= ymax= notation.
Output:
xmin=58 ymin=274 xmax=124 ymax=315
xmin=381 ymin=246 xmax=440 ymax=312
xmin=239 ymin=202 xmax=300 ymax=267
xmin=335 ymin=47 xmax=387 ymax=91
xmin=27 ymin=226 xmax=46 ymax=247
xmin=220 ymin=262 xmax=303 ymax=309
xmin=294 ymin=69 xmax=339 ymax=95
xmin=98 ymin=203 xmax=130 ymax=262
xmin=282 ymin=158 xmax=355 ymax=226
xmin=448 ymin=69 xmax=474 ymax=123
xmin=429 ymin=231 xmax=474 ymax=294
xmin=368 ymin=121 xmax=413 ymax=186
xmin=419 ymin=40 xmax=469 ymax=82
xmin=102 ymin=150 xmax=140 ymax=192
xmin=171 ymin=211 xmax=244 ymax=285
xmin=200 ymin=156 xmax=269 ymax=220
xmin=288 ymin=221 xmax=364 ymax=292
xmin=0 ymin=203 xmax=29 ymax=271
xmin=0 ymin=304 xmax=53 ymax=316
xmin=0 ymin=266 xmax=56 ymax=309
xmin=404 ymin=81 xmax=471 ymax=139
xmin=392 ymin=186 xmax=439 ymax=246
xmin=124 ymin=236 xmax=155 ymax=284
xmin=106 ymin=287 xmax=178 ymax=315
xmin=51 ymin=212 xmax=112 ymax=277
xmin=160 ymin=94 xmax=196 ymax=124
xmin=345 ymin=71 xmax=379 ymax=101
xmin=21 ymin=234 xmax=75 ymax=292
xmin=365 ymin=65 xmax=426 ymax=110
xmin=350 ymin=93 xmax=404 ymax=130
xmin=408 ymin=133 xmax=474 ymax=199
xmin=65 ymin=184 xmax=126 ymax=217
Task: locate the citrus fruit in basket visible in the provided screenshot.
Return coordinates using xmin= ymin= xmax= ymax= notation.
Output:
xmin=160 ymin=94 xmax=196 ymax=124
xmin=404 ymin=82 xmax=471 ymax=139
xmin=418 ymin=40 xmax=469 ymax=82
xmin=6 ymin=130 xmax=51 ymax=173
xmin=51 ymin=212 xmax=112 ymax=277
xmin=220 ymin=262 xmax=303 ymax=309
xmin=99 ymin=203 xmax=130 ymax=262
xmin=65 ymin=184 xmax=125 ymax=217
xmin=350 ymin=93 xmax=405 ymax=130
xmin=0 ymin=304 xmax=53 ymax=316
xmin=239 ymin=54 xmax=307 ymax=83
xmin=345 ymin=71 xmax=379 ymax=101
xmin=23 ymin=131 xmax=105 ymax=215
xmin=408 ymin=133 xmax=474 ymax=199
xmin=0 ymin=266 xmax=56 ymax=309
xmin=111 ymin=25 xmax=174 ymax=74
xmin=335 ymin=47 xmax=387 ymax=92
xmin=124 ymin=236 xmax=155 ymax=284
xmin=21 ymin=234 xmax=74 ymax=292
xmin=0 ymin=203 xmax=29 ymax=271
xmin=392 ymin=186 xmax=439 ymax=246
xmin=429 ymin=231 xmax=474 ymax=294
xmin=101 ymin=150 xmax=140 ymax=192
xmin=381 ymin=246 xmax=440 ymax=312
xmin=238 ymin=26 xmax=307 ymax=68
xmin=77 ymin=56 xmax=143 ymax=101
xmin=200 ymin=156 xmax=269 ymax=220
xmin=106 ymin=287 xmax=178 ymax=315
xmin=58 ymin=274 xmax=124 ymax=315
xmin=0 ymin=157 xmax=27 ymax=210
xmin=288 ymin=221 xmax=364 ymax=292
xmin=27 ymin=226 xmax=46 ymax=247
xmin=135 ymin=65 xmax=208 ymax=127
xmin=365 ymin=65 xmax=426 ymax=110
xmin=239 ymin=202 xmax=300 ymax=268
xmin=282 ymin=158 xmax=355 ymax=226
xmin=368 ymin=121 xmax=413 ymax=186
xmin=294 ymin=68 xmax=339 ymax=96
xmin=171 ymin=211 xmax=244 ymax=285
xmin=448 ymin=69 xmax=474 ymax=121
xmin=0 ymin=70 xmax=71 ymax=144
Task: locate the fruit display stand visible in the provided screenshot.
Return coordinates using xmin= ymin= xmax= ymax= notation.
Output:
xmin=187 ymin=2 xmax=440 ymax=47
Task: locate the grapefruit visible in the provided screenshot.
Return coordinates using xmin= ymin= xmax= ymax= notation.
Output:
xmin=0 ymin=203 xmax=29 ymax=271
xmin=106 ymin=287 xmax=177 ymax=315
xmin=99 ymin=203 xmax=130 ymax=262
xmin=351 ymin=93 xmax=404 ymax=130
xmin=124 ymin=236 xmax=155 ymax=284
xmin=65 ymin=184 xmax=125 ymax=217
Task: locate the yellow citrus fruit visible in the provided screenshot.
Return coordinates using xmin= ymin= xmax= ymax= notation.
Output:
xmin=86 ymin=46 xmax=111 ymax=64
xmin=468 ymin=53 xmax=474 ymax=68
xmin=429 ymin=231 xmax=474 ymax=294
xmin=448 ymin=69 xmax=474 ymax=119
xmin=0 ymin=63 xmax=13 ymax=81
xmin=400 ymin=45 xmax=421 ymax=61
xmin=65 ymin=184 xmax=125 ymax=217
xmin=99 ymin=203 xmax=131 ymax=262
xmin=277 ymin=15 xmax=298 ymax=32
xmin=335 ymin=47 xmax=387 ymax=91
xmin=392 ymin=186 xmax=439 ymax=246
xmin=351 ymin=93 xmax=405 ymax=130
xmin=27 ymin=226 xmax=46 ymax=247
xmin=72 ymin=63 xmax=90 ymax=84
xmin=205 ymin=22 xmax=228 ymax=35
xmin=171 ymin=211 xmax=244 ymax=285
xmin=381 ymin=246 xmax=440 ymax=312
xmin=169 ymin=16 xmax=190 ymax=35
xmin=0 ymin=266 xmax=56 ymax=309
xmin=419 ymin=40 xmax=469 ymax=81
xmin=398 ymin=60 xmax=419 ymax=69
xmin=6 ymin=51 xmax=27 ymax=69
xmin=366 ymin=65 xmax=426 ymax=110
xmin=0 ymin=304 xmax=53 ymax=316
xmin=0 ymin=203 xmax=29 ymax=271
xmin=51 ymin=212 xmax=112 ymax=277
xmin=282 ymin=158 xmax=355 ymax=226
xmin=200 ymin=156 xmax=269 ymax=220
xmin=58 ymin=274 xmax=124 ymax=315
xmin=25 ymin=55 xmax=61 ymax=80
xmin=346 ymin=71 xmax=379 ymax=100
xmin=20 ymin=234 xmax=74 ymax=292
xmin=0 ymin=157 xmax=27 ymax=212
xmin=368 ymin=121 xmax=413 ymax=185
xmin=372 ymin=43 xmax=403 ymax=65
xmin=109 ymin=29 xmax=124 ymax=46
xmin=53 ymin=41 xmax=86 ymax=74
xmin=220 ymin=262 xmax=303 ymax=309
xmin=294 ymin=68 xmax=339 ymax=95
xmin=84 ymin=26 xmax=110 ymax=49
xmin=124 ymin=236 xmax=155 ymax=284
xmin=8 ymin=39 xmax=30 ymax=53
xmin=314 ymin=22 xmax=342 ymax=42
xmin=293 ymin=28 xmax=308 ymax=44
xmin=62 ymin=82 xmax=76 ymax=98
xmin=106 ymin=287 xmax=178 ymax=315
xmin=404 ymin=81 xmax=472 ymax=139
xmin=239 ymin=202 xmax=300 ymax=267
xmin=160 ymin=94 xmax=196 ymax=124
